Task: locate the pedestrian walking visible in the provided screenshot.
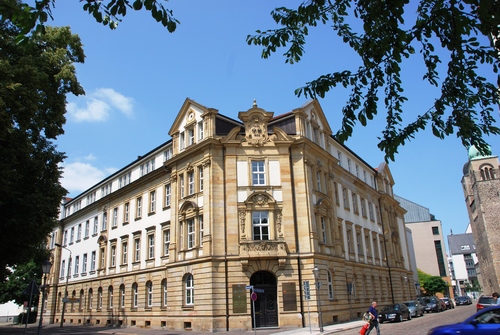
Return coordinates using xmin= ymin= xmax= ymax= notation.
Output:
xmin=493 ymin=292 xmax=499 ymax=305
xmin=366 ymin=301 xmax=380 ymax=335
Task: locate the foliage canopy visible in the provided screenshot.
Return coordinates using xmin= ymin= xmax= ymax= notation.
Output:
xmin=0 ymin=21 xmax=84 ymax=281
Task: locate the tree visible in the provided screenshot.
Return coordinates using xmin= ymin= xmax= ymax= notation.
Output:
xmin=0 ymin=0 xmax=179 ymax=40
xmin=418 ymin=270 xmax=448 ymax=296
xmin=0 ymin=21 xmax=84 ymax=281
xmin=0 ymin=258 xmax=46 ymax=306
xmin=247 ymin=0 xmax=500 ymax=161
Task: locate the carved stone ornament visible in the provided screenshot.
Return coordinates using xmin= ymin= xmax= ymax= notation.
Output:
xmin=245 ymin=115 xmax=269 ymax=147
xmin=202 ymin=159 xmax=211 ymax=167
xmin=252 ymin=194 xmax=269 ymax=206
xmin=239 ymin=210 xmax=246 ymax=239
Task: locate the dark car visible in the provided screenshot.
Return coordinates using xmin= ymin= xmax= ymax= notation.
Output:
xmin=428 ymin=306 xmax=500 ymax=335
xmin=420 ymin=296 xmax=446 ymax=313
xmin=477 ymin=296 xmax=495 ymax=312
xmin=378 ymin=303 xmax=412 ymax=323
xmin=404 ymin=300 xmax=424 ymax=317
xmin=441 ymin=297 xmax=455 ymax=309
xmin=455 ymin=296 xmax=473 ymax=306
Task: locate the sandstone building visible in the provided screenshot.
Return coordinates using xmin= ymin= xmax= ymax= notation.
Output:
xmin=461 ymin=146 xmax=500 ymax=294
xmin=43 ymin=99 xmax=414 ymax=331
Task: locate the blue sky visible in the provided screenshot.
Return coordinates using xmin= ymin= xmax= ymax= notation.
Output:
xmin=47 ymin=1 xmax=500 ymax=251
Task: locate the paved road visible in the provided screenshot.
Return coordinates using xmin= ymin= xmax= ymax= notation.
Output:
xmin=0 ymin=304 xmax=477 ymax=335
xmin=330 ymin=304 xmax=477 ymax=335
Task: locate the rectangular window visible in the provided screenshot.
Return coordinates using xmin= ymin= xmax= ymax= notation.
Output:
xmin=70 ymin=227 xmax=74 ymax=244
xmin=321 ymin=217 xmax=326 ymax=243
xmin=112 ymin=207 xmax=118 ymax=227
xmin=356 ymin=232 xmax=362 ymax=254
xmin=85 ymin=221 xmax=90 ymax=238
xmin=369 ymin=202 xmax=374 ymax=221
xmin=342 ymin=188 xmax=349 ymax=208
xmin=347 ymin=230 xmax=352 ymax=253
xmin=111 ymin=245 xmax=116 ymax=267
xmin=136 ymin=197 xmax=142 ymax=218
xmin=188 ymin=128 xmax=195 ymax=146
xmin=199 ymin=215 xmax=204 ymax=248
xmin=198 ymin=120 xmax=204 ymax=140
xmin=252 ymin=161 xmax=265 ymax=185
xmin=90 ymin=251 xmax=96 ymax=271
xmin=101 ymin=212 xmax=107 ymax=231
xmin=133 ymin=285 xmax=138 ymax=308
xmin=432 ymin=226 xmax=439 ymax=235
xmin=337 ymin=151 xmax=342 ymax=166
xmin=252 ymin=211 xmax=269 ymax=240
xmin=134 ymin=238 xmax=140 ymax=262
xmin=179 ymin=131 xmax=185 ymax=150
xmin=316 ymin=171 xmax=322 ymax=192
xmin=187 ymin=219 xmax=195 ymax=249
xmin=199 ymin=167 xmax=204 ymax=192
xmin=150 ymin=190 xmax=156 ymax=213
xmin=165 ymin=183 xmax=171 ymax=207
xmin=347 ymin=158 xmax=352 ymax=173
xmin=180 ymin=174 xmax=185 ymax=198
xmin=64 ymin=230 xmax=68 ymax=245
xmin=163 ymin=230 xmax=170 ymax=256
xmin=147 ymin=283 xmax=153 ymax=307
xmin=82 ymin=254 xmax=87 ymax=273
xmin=77 ymin=224 xmax=82 ymax=241
xmin=122 ymin=242 xmax=128 ymax=264
xmin=61 ymin=260 xmax=65 ymax=278
xmin=148 ymin=235 xmax=155 ymax=259
xmin=124 ymin=202 xmax=130 ymax=223
xmin=164 ymin=147 xmax=173 ymax=161
xmin=93 ymin=217 xmax=98 ymax=235
xmin=355 ymin=164 xmax=359 ymax=178
xmin=188 ymin=171 xmax=194 ymax=195
xmin=74 ymin=256 xmax=79 ymax=274
xmin=352 ymin=193 xmax=358 ymax=213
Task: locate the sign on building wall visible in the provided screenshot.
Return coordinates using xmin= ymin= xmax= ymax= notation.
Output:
xmin=282 ymin=283 xmax=297 ymax=311
xmin=232 ymin=284 xmax=247 ymax=313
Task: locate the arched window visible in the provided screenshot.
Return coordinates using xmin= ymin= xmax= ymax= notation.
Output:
xmin=88 ymin=288 xmax=93 ymax=310
xmin=132 ymin=283 xmax=138 ymax=308
xmin=327 ymin=271 xmax=334 ymax=300
xmin=79 ymin=289 xmax=84 ymax=311
xmin=161 ymin=279 xmax=167 ymax=307
xmin=185 ymin=273 xmax=194 ymax=306
xmin=119 ymin=284 xmax=125 ymax=308
xmin=108 ymin=286 xmax=113 ymax=308
xmin=97 ymin=287 xmax=103 ymax=309
xmin=146 ymin=281 xmax=153 ymax=308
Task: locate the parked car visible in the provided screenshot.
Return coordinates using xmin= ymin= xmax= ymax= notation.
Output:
xmin=420 ymin=296 xmax=446 ymax=313
xmin=441 ymin=297 xmax=455 ymax=309
xmin=404 ymin=300 xmax=424 ymax=317
xmin=378 ymin=303 xmax=412 ymax=323
xmin=477 ymin=296 xmax=496 ymax=312
xmin=455 ymin=296 xmax=473 ymax=306
xmin=428 ymin=306 xmax=500 ymax=335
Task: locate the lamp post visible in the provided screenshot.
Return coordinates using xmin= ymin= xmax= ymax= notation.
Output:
xmin=54 ymin=243 xmax=71 ymax=328
xmin=37 ymin=260 xmax=52 ymax=335
xmin=313 ymin=266 xmax=323 ymax=332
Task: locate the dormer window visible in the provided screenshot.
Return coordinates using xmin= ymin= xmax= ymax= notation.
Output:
xmin=179 ymin=131 xmax=185 ymax=150
xmin=188 ymin=128 xmax=195 ymax=146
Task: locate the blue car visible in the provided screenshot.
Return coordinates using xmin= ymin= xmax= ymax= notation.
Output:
xmin=428 ymin=306 xmax=500 ymax=335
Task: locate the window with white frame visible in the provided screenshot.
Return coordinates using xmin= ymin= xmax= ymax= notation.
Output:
xmin=199 ymin=166 xmax=204 ymax=192
xmin=98 ymin=287 xmax=103 ymax=309
xmin=85 ymin=221 xmax=89 ymax=238
xmin=368 ymin=202 xmax=374 ymax=221
xmin=360 ymin=198 xmax=367 ymax=217
xmin=188 ymin=171 xmax=194 ymax=195
xmin=110 ymin=245 xmax=116 ymax=267
xmin=179 ymin=131 xmax=185 ymax=150
xmin=82 ymin=254 xmax=87 ymax=274
xmin=70 ymin=227 xmax=74 ymax=244
xmin=320 ymin=217 xmax=326 ymax=243
xmin=146 ymin=281 xmax=153 ymax=307
xmin=122 ymin=241 xmax=128 ymax=265
xmin=164 ymin=147 xmax=173 ymax=161
xmin=101 ymin=183 xmax=112 ymax=197
xmin=316 ymin=170 xmax=322 ymax=192
xmin=120 ymin=285 xmax=125 ymax=308
xmin=132 ymin=283 xmax=138 ymax=308
xmin=180 ymin=174 xmax=185 ymax=198
xmin=347 ymin=229 xmax=353 ymax=253
xmin=63 ymin=230 xmax=68 ymax=246
xmin=124 ymin=202 xmax=129 ymax=223
xmin=185 ymin=274 xmax=194 ymax=305
xmin=342 ymin=188 xmax=349 ymax=209
xmin=90 ymin=251 xmax=96 ymax=271
xmin=74 ymin=256 xmax=79 ymax=274
xmin=355 ymin=164 xmax=359 ymax=178
xmin=363 ymin=170 xmax=367 ymax=183
xmin=118 ymin=172 xmax=131 ymax=188
xmin=337 ymin=151 xmax=343 ymax=166
xmin=188 ymin=128 xmax=195 ymax=146
xmin=187 ymin=218 xmax=195 ymax=249
xmin=77 ymin=224 xmax=82 ymax=241
xmin=356 ymin=231 xmax=362 ymax=254
xmin=134 ymin=237 xmax=140 ymax=262
xmin=93 ymin=217 xmax=98 ymax=235
xmin=163 ymin=229 xmax=170 ymax=256
xmin=87 ymin=192 xmax=96 ymax=205
xmin=136 ymin=197 xmax=142 ymax=218
xmin=199 ymin=215 xmax=204 ymax=248
xmin=327 ymin=271 xmax=334 ymax=299
xmin=165 ymin=183 xmax=171 ymax=207
xmin=101 ymin=212 xmax=107 ymax=231
xmin=112 ymin=207 xmax=118 ymax=227
xmin=252 ymin=211 xmax=269 ymax=240
xmin=252 ymin=160 xmax=265 ymax=185
xmin=347 ymin=158 xmax=352 ymax=173
xmin=150 ymin=190 xmax=156 ymax=213
xmin=60 ymin=260 xmax=65 ymax=278
xmin=198 ymin=120 xmax=204 ymax=140
xmin=148 ymin=234 xmax=155 ymax=259
xmin=352 ymin=193 xmax=358 ymax=213
xmin=88 ymin=288 xmax=93 ymax=310
xmin=140 ymin=159 xmax=155 ymax=177
xmin=108 ymin=286 xmax=113 ymax=308
xmin=161 ymin=279 xmax=167 ymax=307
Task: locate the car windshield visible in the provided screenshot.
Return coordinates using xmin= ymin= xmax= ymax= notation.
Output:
xmin=479 ymin=297 xmax=494 ymax=304
xmin=382 ymin=305 xmax=397 ymax=312
xmin=404 ymin=301 xmax=415 ymax=307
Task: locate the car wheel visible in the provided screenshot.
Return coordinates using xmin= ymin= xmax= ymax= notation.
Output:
xmin=398 ymin=314 xmax=403 ymax=322
xmin=408 ymin=313 xmax=411 ymax=321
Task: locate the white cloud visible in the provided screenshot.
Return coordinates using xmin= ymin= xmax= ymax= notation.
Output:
xmin=67 ymin=88 xmax=134 ymax=122
xmin=61 ymin=162 xmax=107 ymax=194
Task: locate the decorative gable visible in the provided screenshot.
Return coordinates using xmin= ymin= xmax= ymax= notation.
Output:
xmin=238 ymin=100 xmax=274 ymax=147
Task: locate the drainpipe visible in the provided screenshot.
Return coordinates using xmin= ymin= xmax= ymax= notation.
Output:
xmin=223 ymin=147 xmax=230 ymax=331
xmin=378 ymin=200 xmax=395 ymax=304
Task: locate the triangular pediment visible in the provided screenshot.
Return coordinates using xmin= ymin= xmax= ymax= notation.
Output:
xmin=300 ymin=100 xmax=333 ymax=135
xmin=168 ymin=98 xmax=217 ymax=137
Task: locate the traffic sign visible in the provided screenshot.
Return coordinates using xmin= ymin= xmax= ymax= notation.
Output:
xmin=303 ymin=281 xmax=311 ymax=300
xmin=62 ymin=297 xmax=80 ymax=303
xmin=245 ymin=285 xmax=253 ymax=290
xmin=251 ymin=292 xmax=258 ymax=301
xmin=253 ymin=288 xmax=264 ymax=293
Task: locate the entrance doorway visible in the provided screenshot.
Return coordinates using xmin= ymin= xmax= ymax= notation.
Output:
xmin=250 ymin=271 xmax=278 ymax=328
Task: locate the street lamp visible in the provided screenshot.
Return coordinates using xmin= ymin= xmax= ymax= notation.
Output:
xmin=54 ymin=243 xmax=71 ymax=328
xmin=37 ymin=260 xmax=52 ymax=335
xmin=313 ymin=266 xmax=324 ymax=332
